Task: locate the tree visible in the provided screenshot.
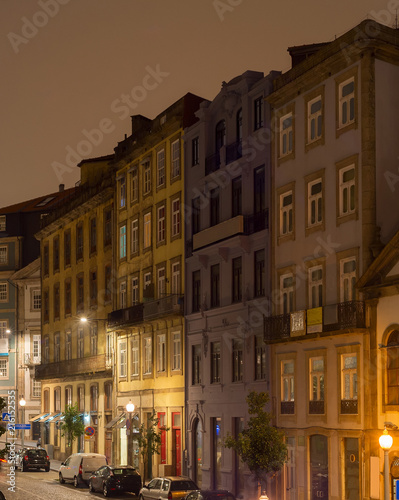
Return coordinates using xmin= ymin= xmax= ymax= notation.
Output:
xmin=60 ymin=403 xmax=85 ymax=449
xmin=0 ymin=397 xmax=8 ymax=459
xmin=224 ymin=391 xmax=287 ymax=495
xmin=137 ymin=411 xmax=168 ymax=480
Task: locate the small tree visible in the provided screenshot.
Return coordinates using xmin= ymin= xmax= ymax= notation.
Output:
xmin=0 ymin=397 xmax=8 ymax=459
xmin=60 ymin=403 xmax=85 ymax=449
xmin=224 ymin=391 xmax=287 ymax=495
xmin=137 ymin=411 xmax=168 ymax=480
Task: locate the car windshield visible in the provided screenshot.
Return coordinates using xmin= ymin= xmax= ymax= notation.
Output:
xmin=171 ymin=481 xmax=198 ymax=491
xmin=113 ymin=468 xmax=137 ymax=476
xmin=28 ymin=450 xmax=47 ymax=457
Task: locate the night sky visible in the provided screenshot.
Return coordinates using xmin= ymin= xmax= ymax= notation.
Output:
xmin=0 ymin=0 xmax=394 ymax=207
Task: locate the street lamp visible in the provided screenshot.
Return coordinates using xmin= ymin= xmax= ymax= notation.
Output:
xmin=126 ymin=401 xmax=135 ymax=467
xmin=379 ymin=427 xmax=393 ymax=500
xmin=19 ymin=396 xmax=26 ymax=448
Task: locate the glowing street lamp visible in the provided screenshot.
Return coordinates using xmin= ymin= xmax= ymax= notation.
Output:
xmin=379 ymin=427 xmax=393 ymax=500
xmin=126 ymin=401 xmax=135 ymax=467
xmin=19 ymin=396 xmax=26 ymax=448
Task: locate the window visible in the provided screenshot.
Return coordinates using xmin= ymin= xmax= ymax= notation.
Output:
xmin=0 ymin=246 xmax=8 ymax=265
xmin=210 ymin=188 xmax=220 ymax=226
xmin=105 ymin=383 xmax=112 ymax=411
xmin=157 ymin=267 xmax=166 ymax=299
xmin=0 ymin=282 xmax=7 ymax=302
xmin=171 ymin=198 xmax=180 ymax=237
xmin=340 ymin=258 xmax=356 ymax=302
xmin=254 ymin=249 xmax=265 ymax=298
xmin=341 ymin=353 xmax=358 ymax=414
xmin=307 ymin=96 xmax=322 ymax=143
xmin=157 ymin=149 xmax=165 ymax=187
xmin=171 ymin=139 xmax=180 ymax=178
xmin=309 ymin=357 xmax=324 ymax=414
xmin=90 ymin=385 xmax=98 ymax=412
xmin=53 ymin=236 xmax=59 ymax=272
xmin=64 ymin=279 xmax=71 ymax=315
xmin=236 ymin=108 xmax=242 ymax=142
xmin=54 ymin=333 xmax=60 ymax=363
xmin=210 ymin=264 xmax=220 ymax=308
xmin=130 ymin=167 xmax=139 ymax=203
xmin=119 ymin=340 xmax=127 ymax=377
xmin=144 ymin=212 xmax=151 ymax=249
xmin=90 ymin=217 xmax=97 ymax=254
xmin=215 ymin=120 xmax=226 ymax=151
xmin=339 ymin=165 xmax=356 ymax=217
xmin=172 ymin=332 xmax=181 ymax=371
xmin=119 ymin=175 xmax=126 ymax=208
xmin=143 ymin=161 xmax=151 ymax=195
xmin=171 ymin=262 xmax=180 ymax=295
xmin=280 ymin=191 xmax=293 ymax=236
xmin=254 ymin=96 xmax=263 ymax=130
xmin=32 ymin=379 xmax=41 ymax=398
xmin=64 ymin=229 xmax=71 ymax=267
xmin=54 ymin=283 xmax=60 ymax=320
xmin=43 ymin=336 xmax=49 ymax=364
xmin=386 ymin=331 xmax=399 ymax=405
xmin=191 ymin=197 xmax=201 ymax=235
xmin=76 ymin=274 xmax=84 ymax=312
xmin=120 ymin=281 xmax=127 ymax=309
xmin=43 ymin=289 xmax=49 ymax=322
xmin=104 ymin=208 xmax=112 ymax=247
xmin=144 ymin=337 xmax=152 ymax=375
xmin=43 ymin=244 xmax=49 ymax=276
xmin=192 ymin=137 xmax=199 ymax=166
xmin=157 ymin=206 xmax=165 ymax=243
xmin=77 ymin=328 xmax=84 ymax=358
xmin=144 ymin=272 xmax=152 ymax=296
xmin=0 ymin=359 xmax=8 ymax=378
xmin=76 ymin=222 xmax=83 ymax=261
xmin=232 ymin=176 xmax=242 ymax=217
xmin=131 ymin=338 xmax=139 ymax=376
xmin=78 ymin=386 xmax=85 ymax=412
xmin=280 ymin=273 xmax=294 ymax=314
xmin=338 ymin=77 xmax=355 ymax=128
xmin=309 ymin=266 xmax=323 ymax=308
xmin=281 ymin=360 xmax=295 ymax=414
xmin=106 ymin=333 xmax=112 ymax=367
xmin=33 ymin=334 xmax=41 ymax=363
xmin=211 ymin=341 xmax=221 ymax=383
xmin=157 ymin=334 xmax=166 ymax=372
xmin=232 ymin=339 xmax=243 ymax=382
xmin=54 ymin=387 xmax=61 ymax=412
xmin=192 ymin=344 xmax=202 ymax=385
xmin=307 ymin=179 xmax=322 ymax=227
xmin=88 ymin=269 xmax=97 ymax=307
xmin=119 ymin=224 xmax=127 ymax=259
xmin=0 ymin=321 xmax=7 ymax=338
xmin=65 ymin=330 xmax=72 ymax=361
xmin=280 ymin=113 xmax=293 ymax=157
xmin=131 ymin=218 xmax=139 ymax=254
xmin=255 ymin=336 xmax=266 ymax=380
xmin=104 ymin=264 xmax=112 ymax=303
xmin=0 ymin=216 xmax=5 ymax=231
xmin=192 ymin=270 xmax=201 ymax=313
xmin=90 ymin=323 xmax=98 ymax=355
xmin=232 ymin=257 xmax=242 ymax=303
xmin=32 ymin=289 xmax=41 ymax=310
xmin=131 ymin=277 xmax=139 ymax=305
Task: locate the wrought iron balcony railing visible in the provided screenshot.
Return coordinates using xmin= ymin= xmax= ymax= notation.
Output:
xmin=108 ymin=304 xmax=144 ymax=328
xmin=35 ymin=355 xmax=110 ymax=380
xmin=143 ymin=295 xmax=183 ymax=320
xmin=281 ymin=401 xmax=295 ymax=414
xmin=205 ymin=152 xmax=220 ymax=176
xmin=309 ymin=400 xmax=325 ymax=414
xmin=340 ymin=399 xmax=358 ymax=414
xmin=225 ymin=140 xmax=242 ymax=164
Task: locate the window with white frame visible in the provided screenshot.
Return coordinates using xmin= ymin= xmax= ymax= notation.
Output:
xmin=143 ymin=161 xmax=151 ymax=195
xmin=339 ymin=78 xmax=355 ymax=128
xmin=280 ymin=274 xmax=294 ymax=314
xmin=280 ymin=113 xmax=293 ymax=157
xmin=131 ymin=277 xmax=139 ymax=305
xmin=106 ymin=332 xmax=112 ymax=367
xmin=119 ymin=340 xmax=127 ymax=377
xmin=119 ymin=224 xmax=127 ymax=259
xmin=157 ymin=267 xmax=166 ymax=299
xmin=232 ymin=339 xmax=243 ymax=382
xmin=171 ymin=198 xmax=180 ymax=237
xmin=171 ymin=139 xmax=180 ymax=178
xmin=130 ymin=167 xmax=139 ymax=203
xmin=0 ymin=321 xmax=8 ymax=338
xmin=32 ymin=379 xmax=41 ymax=398
xmin=131 ymin=218 xmax=139 ymax=254
xmin=144 ymin=212 xmax=151 ymax=248
xmin=32 ymin=289 xmax=41 ymax=310
xmin=90 ymin=323 xmax=98 ymax=356
xmin=157 ymin=206 xmax=165 ymax=243
xmin=131 ymin=338 xmax=139 ymax=376
xmin=341 ymin=353 xmax=357 ymax=401
xmin=309 ymin=357 xmax=324 ymax=402
xmin=255 ymin=335 xmax=266 ymax=380
xmin=157 ymin=334 xmax=166 ymax=372
xmin=171 ymin=262 xmax=180 ymax=295
xmin=173 ymin=332 xmax=181 ymax=370
xmin=77 ymin=328 xmax=84 ymax=358
xmin=308 ymin=179 xmax=322 ymax=226
xmin=0 ymin=216 xmax=5 ymax=232
xmin=340 ymin=258 xmax=356 ymax=302
xmin=280 ymin=192 xmax=293 ymax=235
xmin=309 ymin=266 xmax=323 ymax=308
xmin=119 ymin=176 xmax=126 ymax=208
xmin=120 ymin=281 xmax=127 ymax=309
xmin=32 ymin=334 xmax=41 ymax=363
xmin=0 ymin=282 xmax=8 ymax=302
xmin=157 ymin=149 xmax=165 ymax=186
xmin=144 ymin=272 xmax=151 ymax=291
xmin=339 ymin=165 xmax=355 ymax=216
xmin=281 ymin=360 xmax=295 ymax=402
xmin=308 ymin=96 xmax=322 ymax=142
xmin=0 ymin=246 xmax=8 ymax=265
xmin=65 ymin=330 xmax=72 ymax=361
xmin=54 ymin=333 xmax=60 ymax=363
xmin=0 ymin=359 xmax=8 ymax=378
xmin=144 ymin=337 xmax=152 ymax=374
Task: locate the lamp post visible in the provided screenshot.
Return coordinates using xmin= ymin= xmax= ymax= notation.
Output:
xmin=19 ymin=396 xmax=26 ymax=448
xmin=379 ymin=427 xmax=393 ymax=500
xmin=126 ymin=401 xmax=135 ymax=467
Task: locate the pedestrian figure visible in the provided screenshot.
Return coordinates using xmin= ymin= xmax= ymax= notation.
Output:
xmin=37 ymin=437 xmax=41 ymax=448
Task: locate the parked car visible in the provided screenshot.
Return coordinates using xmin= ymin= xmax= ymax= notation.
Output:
xmin=139 ymin=476 xmax=198 ymax=500
xmin=185 ymin=491 xmax=236 ymax=500
xmin=18 ymin=448 xmax=50 ymax=472
xmin=14 ymin=447 xmax=31 ymax=469
xmin=89 ymin=465 xmax=142 ymax=497
xmin=59 ymin=452 xmax=108 ymax=487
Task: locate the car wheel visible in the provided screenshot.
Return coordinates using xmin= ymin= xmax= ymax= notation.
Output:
xmin=89 ymin=480 xmax=95 ymax=493
xmin=59 ymin=472 xmax=65 ymax=484
xmin=45 ymin=466 xmax=50 ymax=472
xmin=22 ymin=463 xmax=27 ymax=472
xmin=103 ymin=483 xmax=110 ymax=497
xmin=74 ymin=476 xmax=80 ymax=488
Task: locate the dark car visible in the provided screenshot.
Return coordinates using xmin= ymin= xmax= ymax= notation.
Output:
xmin=185 ymin=491 xmax=236 ymax=500
xmin=89 ymin=465 xmax=142 ymax=497
xmin=139 ymin=476 xmax=198 ymax=500
xmin=19 ymin=448 xmax=50 ymax=472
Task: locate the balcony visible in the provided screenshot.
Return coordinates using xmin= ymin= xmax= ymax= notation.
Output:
xmin=264 ymin=300 xmax=366 ymax=343
xmin=243 ymin=209 xmax=268 ymax=234
xmin=143 ymin=295 xmax=183 ymax=320
xmin=108 ymin=304 xmax=144 ymax=328
xmin=226 ymin=140 xmax=242 ymax=164
xmin=309 ymin=400 xmax=325 ymax=414
xmin=340 ymin=399 xmax=358 ymax=414
xmin=193 ymin=215 xmax=244 ymax=251
xmin=205 ymin=152 xmax=220 ymax=176
xmin=24 ymin=353 xmax=41 ymax=366
xmin=35 ymin=355 xmax=110 ymax=380
xmin=281 ymin=401 xmax=295 ymax=414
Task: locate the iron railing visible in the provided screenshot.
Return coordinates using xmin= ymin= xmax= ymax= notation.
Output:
xmin=205 ymin=152 xmax=220 ymax=176
xmin=309 ymin=400 xmax=325 ymax=414
xmin=143 ymin=295 xmax=183 ymax=320
xmin=340 ymin=399 xmax=358 ymax=414
xmin=281 ymin=401 xmax=295 ymax=414
xmin=225 ymin=140 xmax=242 ymax=164
xmin=108 ymin=304 xmax=144 ymax=328
xmin=35 ymin=355 xmax=110 ymax=380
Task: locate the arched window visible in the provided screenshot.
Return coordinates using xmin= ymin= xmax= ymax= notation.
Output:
xmin=387 ymin=330 xmax=399 ymax=404
xmin=215 ymin=120 xmax=226 ymax=151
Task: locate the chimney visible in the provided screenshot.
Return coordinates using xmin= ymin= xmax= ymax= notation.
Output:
xmin=59 ymin=184 xmax=65 ymax=192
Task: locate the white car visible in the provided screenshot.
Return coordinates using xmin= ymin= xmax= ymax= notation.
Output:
xmin=58 ymin=452 xmax=107 ymax=487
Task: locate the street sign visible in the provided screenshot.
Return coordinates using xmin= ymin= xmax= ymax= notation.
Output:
xmin=85 ymin=426 xmax=95 ymax=436
xmin=2 ymin=413 xmax=11 ymax=421
xmin=14 ymin=424 xmax=31 ymax=430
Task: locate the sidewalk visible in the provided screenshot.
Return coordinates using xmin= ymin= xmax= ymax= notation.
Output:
xmin=0 ymin=438 xmax=63 ymax=472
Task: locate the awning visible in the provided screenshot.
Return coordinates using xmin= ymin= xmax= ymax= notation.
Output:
xmin=29 ymin=412 xmax=50 ymax=422
xmin=41 ymin=413 xmax=62 ymax=423
xmin=105 ymin=412 xmax=125 ymax=429
xmin=51 ymin=414 xmax=64 ymax=424
xmin=115 ymin=417 xmax=127 ymax=429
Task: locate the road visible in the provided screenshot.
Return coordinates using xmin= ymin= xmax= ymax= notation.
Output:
xmin=0 ymin=464 xmax=137 ymax=500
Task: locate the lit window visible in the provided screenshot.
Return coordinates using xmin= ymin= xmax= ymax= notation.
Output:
xmin=119 ymin=224 xmax=127 ymax=259
xmin=157 ymin=334 xmax=166 ymax=372
xmin=131 ymin=338 xmax=139 ymax=376
xmin=119 ymin=176 xmax=126 ymax=208
xmin=131 ymin=218 xmax=139 ymax=254
xmin=339 ymin=78 xmax=355 ymax=128
xmin=157 ymin=149 xmax=165 ymax=186
xmin=144 ymin=212 xmax=151 ymax=248
xmin=119 ymin=340 xmax=127 ymax=377
xmin=280 ymin=113 xmax=293 ymax=157
xmin=309 ymin=357 xmax=324 ymax=414
xmin=144 ymin=337 xmax=152 ymax=375
xmin=281 ymin=360 xmax=295 ymax=414
xmin=339 ymin=166 xmax=355 ymax=216
xmin=173 ymin=332 xmax=181 ymax=371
